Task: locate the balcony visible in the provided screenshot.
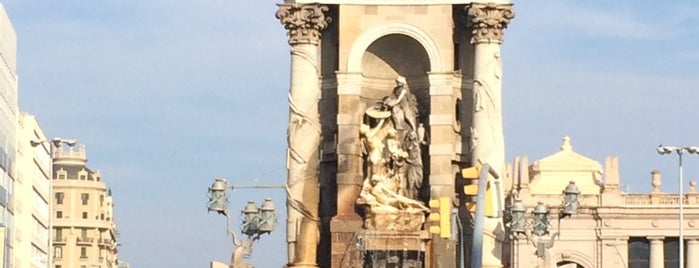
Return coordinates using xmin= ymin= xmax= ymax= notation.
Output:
xmin=98 ymin=238 xmax=112 ymax=246
xmin=53 ymin=236 xmax=67 ymax=244
xmin=76 ymin=236 xmax=94 ymax=245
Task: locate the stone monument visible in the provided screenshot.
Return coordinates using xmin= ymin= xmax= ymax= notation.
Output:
xmin=275 ymin=1 xmax=514 ymax=267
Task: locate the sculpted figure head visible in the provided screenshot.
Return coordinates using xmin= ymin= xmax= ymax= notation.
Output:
xmin=395 ymin=76 xmax=406 ymax=87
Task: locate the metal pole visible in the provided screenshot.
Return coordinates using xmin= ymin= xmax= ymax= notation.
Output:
xmin=470 ymin=163 xmax=500 ymax=268
xmin=679 ymin=151 xmax=684 ymax=268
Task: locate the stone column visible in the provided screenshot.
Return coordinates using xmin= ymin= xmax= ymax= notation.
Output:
xmin=648 ymin=237 xmax=664 ymax=268
xmin=428 ymin=72 xmax=457 ymax=197
xmin=276 ymin=4 xmax=331 ymax=267
xmin=465 ymin=3 xmax=514 ymax=268
xmin=687 ymin=237 xmax=699 ymax=268
xmin=334 ymin=72 xmax=364 ymax=219
xmin=466 ymin=2 xmax=514 ymax=175
xmin=330 ymin=72 xmax=364 ymax=266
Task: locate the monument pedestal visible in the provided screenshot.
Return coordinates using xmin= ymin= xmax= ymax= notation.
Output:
xmin=331 ymin=226 xmax=432 ymax=268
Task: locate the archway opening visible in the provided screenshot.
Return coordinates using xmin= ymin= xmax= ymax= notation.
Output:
xmin=557 ymin=261 xmax=584 ymax=268
xmin=359 ymin=33 xmax=432 ymax=202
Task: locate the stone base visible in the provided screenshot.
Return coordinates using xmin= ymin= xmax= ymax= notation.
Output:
xmin=363 ymin=208 xmax=426 ymax=231
xmin=331 ymin=217 xmax=363 ymax=268
xmin=331 ymin=226 xmax=432 ymax=268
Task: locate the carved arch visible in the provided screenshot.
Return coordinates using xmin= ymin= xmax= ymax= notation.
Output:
xmin=346 ymin=22 xmax=443 ymax=73
xmin=555 ymin=250 xmax=595 ymax=268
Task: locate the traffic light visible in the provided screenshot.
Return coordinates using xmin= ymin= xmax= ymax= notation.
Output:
xmin=427 ymin=197 xmax=451 ymax=238
xmin=461 ymin=164 xmax=498 ymax=217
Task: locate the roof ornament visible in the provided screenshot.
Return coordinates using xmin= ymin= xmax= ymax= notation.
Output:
xmin=561 ymin=136 xmax=572 ymax=151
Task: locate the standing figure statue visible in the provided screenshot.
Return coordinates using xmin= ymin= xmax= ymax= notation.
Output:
xmin=384 ymin=76 xmax=418 ymax=137
xmin=382 ymin=76 xmax=423 ymax=200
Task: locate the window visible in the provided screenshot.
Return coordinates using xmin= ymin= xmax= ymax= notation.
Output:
xmin=55 ymin=192 xmax=64 ymax=204
xmin=80 ymin=247 xmax=87 ymax=258
xmin=55 ymin=228 xmax=62 ymax=240
xmin=54 ymin=246 xmax=62 ymax=259
xmin=100 ymin=213 xmax=104 ymax=220
xmin=55 ymin=265 xmax=61 ymax=268
xmin=628 ymin=237 xmax=649 ymax=268
xmin=81 ymin=193 xmax=89 ymax=205
xmin=81 ymin=228 xmax=87 ymax=238
xmin=56 ymin=211 xmax=62 ymax=219
xmin=82 ymin=212 xmax=88 ymax=219
xmin=664 ymin=237 xmax=687 ymax=267
xmin=100 ymin=195 xmax=104 ymax=206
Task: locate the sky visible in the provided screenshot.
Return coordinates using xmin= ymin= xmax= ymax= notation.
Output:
xmin=2 ymin=1 xmax=699 ymax=267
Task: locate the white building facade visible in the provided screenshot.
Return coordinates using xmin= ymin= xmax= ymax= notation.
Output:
xmin=0 ymin=4 xmax=18 ymax=268
xmin=507 ymin=137 xmax=699 ymax=268
xmin=14 ymin=113 xmax=51 ymax=268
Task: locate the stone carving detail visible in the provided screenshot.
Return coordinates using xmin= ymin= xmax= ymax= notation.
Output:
xmin=357 ymin=76 xmax=428 ymax=231
xmin=276 ymin=3 xmax=331 ymax=45
xmin=466 ymin=3 xmax=515 ymax=44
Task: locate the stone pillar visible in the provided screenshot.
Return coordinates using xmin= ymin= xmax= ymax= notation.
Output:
xmin=466 ymin=2 xmax=514 ymax=175
xmin=276 ymin=4 xmax=331 ymax=267
xmin=465 ymin=3 xmax=514 ymax=268
xmin=688 ymin=237 xmax=699 ymax=268
xmin=651 ymin=170 xmax=662 ymax=193
xmin=648 ymin=237 xmax=664 ymax=268
xmin=330 ymin=72 xmax=364 ymax=267
xmin=334 ymin=72 xmax=364 ymax=219
xmin=428 ymin=72 xmax=457 ymax=197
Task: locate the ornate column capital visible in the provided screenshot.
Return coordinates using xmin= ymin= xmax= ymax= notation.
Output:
xmin=465 ymin=3 xmax=515 ymax=44
xmin=276 ymin=3 xmax=331 ymax=46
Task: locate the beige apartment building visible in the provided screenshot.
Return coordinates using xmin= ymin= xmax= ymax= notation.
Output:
xmin=13 ymin=113 xmax=51 ymax=268
xmin=506 ymin=137 xmax=699 ymax=268
xmin=51 ymin=145 xmax=119 ymax=268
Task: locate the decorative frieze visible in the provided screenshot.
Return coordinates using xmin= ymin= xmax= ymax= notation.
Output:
xmin=465 ymin=3 xmax=515 ymax=44
xmin=276 ymin=3 xmax=331 ymax=45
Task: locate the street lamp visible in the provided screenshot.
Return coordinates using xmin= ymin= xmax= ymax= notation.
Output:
xmin=30 ymin=137 xmax=76 ymax=268
xmin=206 ymin=178 xmax=279 ymax=268
xmin=505 ymin=181 xmax=581 ymax=261
xmin=561 ymin=181 xmax=580 ymax=218
xmin=657 ymin=145 xmax=699 ymax=268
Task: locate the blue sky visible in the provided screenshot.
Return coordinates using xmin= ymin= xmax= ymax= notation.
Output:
xmin=3 ymin=1 xmax=699 ymax=267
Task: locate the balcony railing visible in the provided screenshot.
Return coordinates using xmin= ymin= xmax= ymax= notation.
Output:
xmin=53 ymin=236 xmax=67 ymax=244
xmin=76 ymin=236 xmax=94 ymax=245
xmin=623 ymin=193 xmax=696 ymax=206
xmin=98 ymin=238 xmax=112 ymax=246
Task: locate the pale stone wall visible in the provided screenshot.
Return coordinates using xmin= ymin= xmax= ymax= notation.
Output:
xmin=14 ymin=113 xmax=51 ymax=268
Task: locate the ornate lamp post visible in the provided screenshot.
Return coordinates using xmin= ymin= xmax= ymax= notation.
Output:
xmin=207 ymin=178 xmax=279 ymax=268
xmin=657 ymin=145 xmax=699 ymax=268
xmin=506 ymin=181 xmax=581 ymax=262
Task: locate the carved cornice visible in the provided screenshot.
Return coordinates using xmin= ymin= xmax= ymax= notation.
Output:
xmin=276 ymin=3 xmax=331 ymax=46
xmin=465 ymin=3 xmax=515 ymax=44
